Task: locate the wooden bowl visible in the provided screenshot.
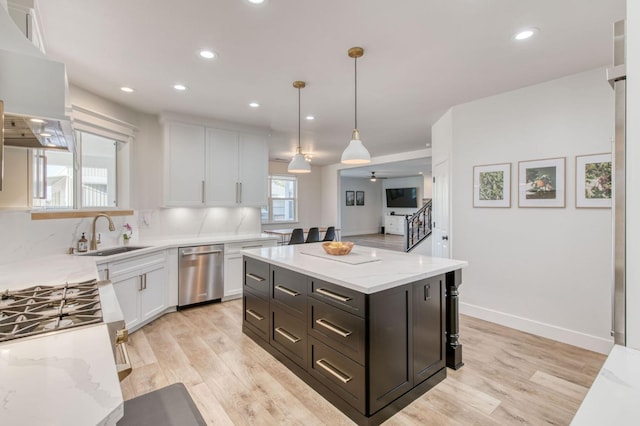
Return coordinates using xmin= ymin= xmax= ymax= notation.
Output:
xmin=322 ymin=241 xmax=355 ymax=256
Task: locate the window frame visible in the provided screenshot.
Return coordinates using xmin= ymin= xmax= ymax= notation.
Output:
xmin=262 ymin=174 xmax=299 ymax=224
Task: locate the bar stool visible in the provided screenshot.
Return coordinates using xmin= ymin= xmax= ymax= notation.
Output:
xmin=305 ymin=227 xmax=320 ymax=243
xmin=288 ymin=228 xmax=305 ymax=245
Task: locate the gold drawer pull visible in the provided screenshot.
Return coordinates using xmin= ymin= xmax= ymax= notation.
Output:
xmin=275 ymin=327 xmax=301 ymax=343
xmin=316 ymin=359 xmax=352 ymax=384
xmin=246 ymin=309 xmax=264 ymax=321
xmin=275 ymin=285 xmax=300 ymax=297
xmin=246 ymin=273 xmax=265 ymax=282
xmin=316 ymin=319 xmax=352 ymax=337
xmin=316 ymin=287 xmax=352 ymax=303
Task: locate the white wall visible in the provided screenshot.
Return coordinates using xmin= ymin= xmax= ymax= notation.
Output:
xmin=443 ymin=68 xmax=614 ymax=353
xmin=626 ymin=0 xmax=639 ymax=350
xmin=382 ymin=176 xmax=424 ymax=216
xmin=261 ymin=161 xmax=323 ymax=231
xmin=339 ymin=177 xmax=383 ymax=236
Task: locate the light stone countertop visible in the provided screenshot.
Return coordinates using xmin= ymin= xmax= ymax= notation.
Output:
xmin=571 ymin=345 xmax=640 ymax=425
xmin=241 ymin=243 xmax=468 ymax=294
xmin=0 ymin=232 xmax=278 ymax=425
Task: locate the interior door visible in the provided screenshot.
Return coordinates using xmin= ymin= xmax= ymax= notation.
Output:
xmin=432 ymin=160 xmax=450 ymax=258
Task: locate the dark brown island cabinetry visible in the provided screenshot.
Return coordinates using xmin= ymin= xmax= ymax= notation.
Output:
xmin=242 ymin=256 xmax=462 ymax=426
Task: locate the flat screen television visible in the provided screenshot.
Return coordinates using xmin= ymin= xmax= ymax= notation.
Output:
xmin=385 ymin=187 xmax=418 ymax=208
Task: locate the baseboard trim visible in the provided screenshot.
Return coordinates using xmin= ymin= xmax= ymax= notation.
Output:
xmin=460 ymin=302 xmax=613 ymax=354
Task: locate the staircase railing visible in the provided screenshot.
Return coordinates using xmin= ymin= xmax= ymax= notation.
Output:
xmin=404 ymin=199 xmax=433 ymax=252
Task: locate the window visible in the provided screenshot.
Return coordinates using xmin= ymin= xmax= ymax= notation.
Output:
xmin=262 ymin=175 xmax=298 ymax=223
xmin=31 ymin=130 xmax=119 ymax=209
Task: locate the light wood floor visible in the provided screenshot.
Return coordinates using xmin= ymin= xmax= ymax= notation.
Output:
xmin=120 ymin=300 xmax=605 ymax=425
xmin=347 ymin=233 xmax=405 ymax=252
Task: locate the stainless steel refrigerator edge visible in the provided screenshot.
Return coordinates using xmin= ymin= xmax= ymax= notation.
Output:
xmin=178 ymin=245 xmax=224 ymax=307
xmin=608 ymin=20 xmax=626 ymax=346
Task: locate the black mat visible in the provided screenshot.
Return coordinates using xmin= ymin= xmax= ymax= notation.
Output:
xmin=117 ymin=383 xmax=206 ymax=426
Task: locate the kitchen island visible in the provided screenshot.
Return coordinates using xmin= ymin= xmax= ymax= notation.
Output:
xmin=241 ymin=243 xmax=467 ymax=426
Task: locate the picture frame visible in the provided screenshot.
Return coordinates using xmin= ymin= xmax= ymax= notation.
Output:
xmin=575 ymin=153 xmax=612 ymax=208
xmin=345 ymin=190 xmax=355 ymax=206
xmin=473 ymin=163 xmax=511 ymax=208
xmin=356 ymin=191 xmax=365 ymax=206
xmin=518 ymin=157 xmax=566 ymax=208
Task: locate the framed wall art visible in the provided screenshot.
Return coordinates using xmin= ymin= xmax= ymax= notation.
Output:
xmin=518 ymin=157 xmax=566 ymax=208
xmin=356 ymin=191 xmax=365 ymax=206
xmin=346 ymin=190 xmax=355 ymax=206
xmin=473 ymin=163 xmax=511 ymax=208
xmin=576 ymin=153 xmax=612 ymax=208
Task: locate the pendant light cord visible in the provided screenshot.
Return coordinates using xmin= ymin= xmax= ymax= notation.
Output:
xmin=354 ymin=56 xmax=358 ymax=130
xmin=298 ymin=87 xmax=301 ymax=150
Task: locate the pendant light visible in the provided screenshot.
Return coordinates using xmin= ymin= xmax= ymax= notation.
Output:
xmin=341 ymin=47 xmax=371 ymax=164
xmin=288 ymin=80 xmax=311 ymax=173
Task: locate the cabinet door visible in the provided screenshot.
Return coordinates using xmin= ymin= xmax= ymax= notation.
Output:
xmin=140 ymin=265 xmax=168 ymax=322
xmin=112 ymin=274 xmax=142 ymax=331
xmin=164 ymin=123 xmax=206 ymax=206
xmin=224 ymin=254 xmax=243 ymax=299
xmin=413 ymin=276 xmax=445 ymax=384
xmin=205 ymin=128 xmax=239 ymax=206
xmin=238 ymin=133 xmax=268 ymax=206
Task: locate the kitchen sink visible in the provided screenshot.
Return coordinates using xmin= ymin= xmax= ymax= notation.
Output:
xmin=82 ymin=246 xmax=150 ymax=256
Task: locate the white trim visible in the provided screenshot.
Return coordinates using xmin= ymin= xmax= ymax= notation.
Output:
xmin=460 ymin=302 xmax=614 ymax=354
xmin=71 ymin=105 xmax=137 ymax=143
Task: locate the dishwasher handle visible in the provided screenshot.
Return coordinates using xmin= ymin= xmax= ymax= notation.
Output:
xmin=181 ymin=249 xmax=223 ymax=257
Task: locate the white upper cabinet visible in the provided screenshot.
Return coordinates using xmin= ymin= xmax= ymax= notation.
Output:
xmin=164 ymin=120 xmax=268 ymax=207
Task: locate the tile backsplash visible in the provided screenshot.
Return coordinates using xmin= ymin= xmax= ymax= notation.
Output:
xmin=0 ymin=207 xmax=261 ymax=265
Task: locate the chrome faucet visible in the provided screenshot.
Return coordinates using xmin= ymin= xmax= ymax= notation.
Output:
xmin=90 ymin=213 xmax=116 ymax=250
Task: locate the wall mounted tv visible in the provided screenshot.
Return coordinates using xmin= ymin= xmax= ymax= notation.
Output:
xmin=385 ymin=187 xmax=418 ymax=208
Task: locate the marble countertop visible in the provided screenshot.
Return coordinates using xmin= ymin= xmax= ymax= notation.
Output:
xmin=571 ymin=345 xmax=640 ymax=425
xmin=241 ymin=243 xmax=468 ymax=294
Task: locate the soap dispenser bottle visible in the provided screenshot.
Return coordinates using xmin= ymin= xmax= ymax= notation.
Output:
xmin=77 ymin=233 xmax=88 ymax=253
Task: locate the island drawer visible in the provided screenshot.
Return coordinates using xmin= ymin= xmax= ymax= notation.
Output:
xmin=308 ymin=336 xmax=366 ymax=415
xmin=309 ymin=279 xmax=366 ymax=318
xmin=308 ymin=298 xmax=365 ymax=365
xmin=271 ymin=304 xmax=307 ymax=368
xmin=244 ymin=257 xmax=270 ymax=298
xmin=243 ymin=291 xmax=269 ymax=341
xmin=271 ymin=266 xmax=307 ymax=318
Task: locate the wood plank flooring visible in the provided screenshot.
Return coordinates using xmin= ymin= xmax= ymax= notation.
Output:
xmin=120 ymin=301 xmax=605 ymax=425
xmin=346 ymin=233 xmax=405 ymax=252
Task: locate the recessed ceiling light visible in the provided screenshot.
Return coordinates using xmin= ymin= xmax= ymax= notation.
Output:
xmin=247 ymin=0 xmax=265 ymax=4
xmin=199 ymin=50 xmax=216 ymax=59
xmin=47 ymin=143 xmax=57 ymax=148
xmin=173 ymin=84 xmax=188 ymax=91
xmin=514 ymin=28 xmax=538 ymax=41
xmin=30 ymin=118 xmax=45 ymax=123
xmin=120 ymin=86 xmax=134 ymax=93
xmin=40 ymin=132 xmax=52 ymax=137
xmin=305 ymin=115 xmax=315 ymax=120
xmin=249 ymin=102 xmax=260 ymax=108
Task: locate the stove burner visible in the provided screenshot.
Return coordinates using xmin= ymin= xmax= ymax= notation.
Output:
xmin=0 ymin=280 xmax=103 ymax=343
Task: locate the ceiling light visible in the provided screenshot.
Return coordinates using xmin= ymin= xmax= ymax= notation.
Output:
xmin=120 ymin=86 xmax=134 ymax=93
xmin=341 ymin=47 xmax=371 ymax=165
xmin=40 ymin=132 xmax=52 ymax=137
xmin=173 ymin=84 xmax=187 ymax=91
xmin=306 ymin=115 xmax=315 ymax=121
xmin=249 ymin=102 xmax=260 ymax=108
xmin=514 ymin=28 xmax=538 ymax=41
xmin=30 ymin=118 xmax=45 ymax=123
xmin=288 ymin=81 xmax=311 ymax=174
xmin=47 ymin=143 xmax=57 ymax=148
xmin=199 ymin=50 xmax=216 ymax=59
xmin=247 ymin=0 xmax=265 ymax=4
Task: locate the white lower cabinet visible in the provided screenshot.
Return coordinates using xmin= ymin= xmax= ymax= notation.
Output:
xmin=102 ymin=251 xmax=169 ymax=332
xmin=223 ymin=239 xmax=277 ymax=300
xmin=385 ymin=215 xmax=406 ymax=236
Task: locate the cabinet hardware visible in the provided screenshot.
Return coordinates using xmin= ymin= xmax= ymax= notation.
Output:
xmin=105 ymin=268 xmax=110 ymax=280
xmin=239 ymin=182 xmax=242 ymax=204
xmin=115 ymin=328 xmax=129 ymax=344
xmin=242 ymin=245 xmax=262 ymax=249
xmin=316 ymin=288 xmax=352 ymax=303
xmin=138 ymin=275 xmax=144 ymax=291
xmin=424 ymin=284 xmax=431 ymax=301
xmin=275 ymin=327 xmax=301 ymax=343
xmin=275 ymin=285 xmax=300 ymax=297
xmin=143 ymin=273 xmax=147 ymax=290
xmin=316 ymin=359 xmax=352 ymax=383
xmin=442 ymin=235 xmax=448 ymax=241
xmin=246 ymin=273 xmax=265 ymax=282
xmin=182 ymin=249 xmax=222 ymax=256
xmin=315 ymin=319 xmax=352 ymax=337
xmin=201 ymin=180 xmax=205 ymax=204
xmin=235 ymin=182 xmax=240 ymax=204
xmin=246 ymin=309 xmax=264 ymax=321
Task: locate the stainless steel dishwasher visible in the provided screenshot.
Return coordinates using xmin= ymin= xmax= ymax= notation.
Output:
xmin=178 ymin=245 xmax=224 ymax=308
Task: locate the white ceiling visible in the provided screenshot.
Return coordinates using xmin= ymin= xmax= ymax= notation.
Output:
xmin=34 ymin=0 xmax=625 ymax=167
xmin=339 ymin=158 xmax=430 ymax=180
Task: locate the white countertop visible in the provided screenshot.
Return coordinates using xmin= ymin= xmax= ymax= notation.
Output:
xmin=241 ymin=243 xmax=468 ymax=294
xmin=0 ymin=324 xmax=124 ymax=426
xmin=0 ymin=232 xmax=278 ymax=425
xmin=571 ymin=345 xmax=640 ymax=425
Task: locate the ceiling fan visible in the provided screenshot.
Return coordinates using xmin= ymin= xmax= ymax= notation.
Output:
xmin=370 ymin=172 xmax=387 ymax=182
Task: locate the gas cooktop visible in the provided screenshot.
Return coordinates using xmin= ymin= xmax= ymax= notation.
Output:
xmin=0 ymin=279 xmax=103 ymax=343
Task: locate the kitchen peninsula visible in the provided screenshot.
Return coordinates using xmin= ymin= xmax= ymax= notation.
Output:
xmin=241 ymin=243 xmax=467 ymax=426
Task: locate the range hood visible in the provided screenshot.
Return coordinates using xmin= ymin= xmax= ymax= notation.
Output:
xmin=0 ymin=1 xmax=73 ymax=151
